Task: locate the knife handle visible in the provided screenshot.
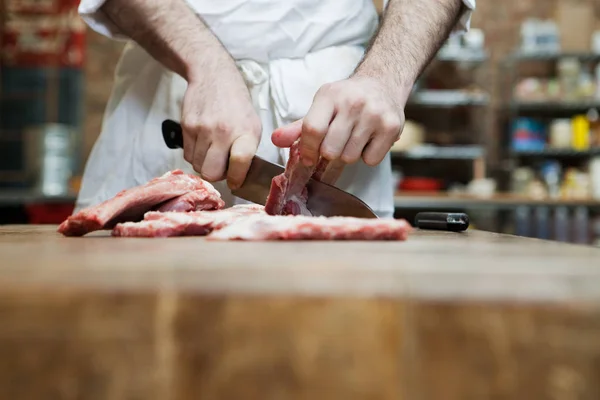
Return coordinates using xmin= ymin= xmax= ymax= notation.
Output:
xmin=162 ymin=119 xmax=184 ymax=149
xmin=415 ymin=212 xmax=469 ymax=232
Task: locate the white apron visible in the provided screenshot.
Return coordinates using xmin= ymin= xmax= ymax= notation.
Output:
xmin=76 ymin=0 xmax=474 ymax=218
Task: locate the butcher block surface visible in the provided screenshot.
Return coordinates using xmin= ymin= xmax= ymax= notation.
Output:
xmin=1 ymin=225 xmax=600 ymax=399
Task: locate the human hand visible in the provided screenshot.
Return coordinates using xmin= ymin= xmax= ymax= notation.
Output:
xmin=272 ymin=76 xmax=405 ymax=167
xmin=181 ymin=75 xmax=261 ymax=189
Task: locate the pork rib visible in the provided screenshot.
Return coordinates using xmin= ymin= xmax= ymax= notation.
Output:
xmin=264 ymin=140 xmax=332 ymax=216
xmin=112 ymin=204 xmax=265 ymax=238
xmin=58 ymin=170 xmax=224 ymax=237
xmin=207 ymin=214 xmax=412 ymax=241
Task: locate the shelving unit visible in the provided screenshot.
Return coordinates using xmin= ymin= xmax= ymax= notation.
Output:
xmin=494 ymin=51 xmax=600 ymax=245
xmin=408 ymin=90 xmax=489 ymax=108
xmin=393 ymin=48 xmax=491 ymax=206
xmin=394 ymin=192 xmax=600 ymax=210
xmin=511 ymin=148 xmax=600 ymax=158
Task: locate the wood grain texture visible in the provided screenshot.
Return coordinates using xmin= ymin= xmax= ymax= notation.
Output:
xmin=1 ymin=226 xmax=600 ymax=399
xmin=408 ymin=302 xmax=600 ymax=400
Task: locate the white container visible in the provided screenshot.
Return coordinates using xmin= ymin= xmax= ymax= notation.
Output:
xmin=590 ymin=156 xmax=600 ymax=200
xmin=463 ymin=29 xmax=485 ymax=50
xmin=549 ymin=119 xmax=573 ymax=148
xmin=592 ymin=31 xmax=600 ymax=54
xmin=25 ymin=124 xmax=76 ymax=196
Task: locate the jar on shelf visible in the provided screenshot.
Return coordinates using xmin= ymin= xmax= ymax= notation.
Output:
xmin=558 ymin=58 xmax=581 ymax=101
xmin=549 ymin=119 xmax=572 ymax=148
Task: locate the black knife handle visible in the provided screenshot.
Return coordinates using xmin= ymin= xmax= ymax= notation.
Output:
xmin=415 ymin=212 xmax=469 ymax=232
xmin=162 ymin=119 xmax=184 ymax=149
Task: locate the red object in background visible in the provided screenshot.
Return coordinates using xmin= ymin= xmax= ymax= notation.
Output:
xmin=399 ymin=177 xmax=443 ymax=192
xmin=6 ymin=0 xmax=80 ymax=14
xmin=1 ymin=2 xmax=86 ymax=68
xmin=25 ymin=203 xmax=74 ymax=224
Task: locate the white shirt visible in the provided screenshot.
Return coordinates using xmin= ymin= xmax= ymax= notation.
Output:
xmin=79 ymin=0 xmax=475 ymax=62
xmin=74 ymin=0 xmax=475 ymax=217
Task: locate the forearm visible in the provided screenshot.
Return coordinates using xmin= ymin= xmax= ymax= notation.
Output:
xmin=101 ymin=0 xmax=241 ymax=83
xmin=354 ymin=0 xmax=464 ymax=104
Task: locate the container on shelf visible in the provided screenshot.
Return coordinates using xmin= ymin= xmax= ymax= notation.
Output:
xmin=540 ymin=161 xmax=562 ymax=199
xmin=549 ymin=119 xmax=572 ymax=149
xmin=593 ymin=31 xmax=600 ymax=54
xmin=511 ymin=167 xmax=535 ymax=195
xmin=463 ymin=29 xmax=485 ymax=51
xmin=534 ymin=206 xmax=551 ymax=240
xmin=590 ymin=156 xmax=600 ymax=200
xmin=588 ymin=108 xmax=600 ymax=146
xmin=24 ymin=123 xmax=77 ymax=196
xmin=398 ymin=177 xmax=442 ymax=192
xmin=514 ymin=206 xmax=531 ymax=238
xmin=511 ymin=118 xmax=546 ymax=151
xmin=558 ymin=58 xmax=581 ymax=101
xmin=573 ymin=206 xmax=590 ymax=244
xmin=554 ymin=206 xmax=570 ymax=243
xmin=571 ymin=115 xmax=590 ymax=150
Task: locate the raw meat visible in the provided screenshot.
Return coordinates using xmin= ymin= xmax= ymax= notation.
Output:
xmin=112 ymin=204 xmax=265 ymax=238
xmin=156 ymin=189 xmax=223 ymax=213
xmin=265 ymin=140 xmax=315 ymax=216
xmin=58 ymin=170 xmax=224 ymax=237
xmin=207 ymin=214 xmax=412 ymax=241
xmin=265 ymin=140 xmax=335 ymax=216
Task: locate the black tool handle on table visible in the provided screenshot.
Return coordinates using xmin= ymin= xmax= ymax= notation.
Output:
xmin=162 ymin=119 xmax=184 ymax=149
xmin=415 ymin=212 xmax=469 ymax=232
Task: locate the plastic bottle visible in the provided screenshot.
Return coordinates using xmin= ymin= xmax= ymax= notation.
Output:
xmin=573 ymin=206 xmax=590 ymax=245
xmin=534 ymin=206 xmax=550 ymax=240
xmin=595 ymin=63 xmax=600 ymax=100
xmin=572 ymin=115 xmax=590 ymax=150
xmin=515 ymin=206 xmax=531 ymax=237
xmin=554 ymin=206 xmax=570 ymax=242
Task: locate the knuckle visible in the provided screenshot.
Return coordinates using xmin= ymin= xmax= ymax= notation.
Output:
xmin=363 ymin=103 xmax=380 ymax=119
xmin=302 ymin=121 xmax=326 ymax=139
xmin=381 ymin=114 xmax=402 ymax=133
xmin=192 ymin=163 xmax=203 ymax=174
xmin=320 ymin=146 xmax=339 ymax=161
xmin=230 ymin=148 xmax=253 ymax=164
xmin=344 ymin=96 xmax=366 ymax=112
xmin=317 ymin=82 xmax=333 ymax=95
xmin=340 ymin=152 xmax=360 ymax=164
xmin=363 ymin=152 xmax=383 ymax=166
xmin=203 ymin=119 xmax=232 ymax=135
xmin=181 ymin=117 xmax=200 ymax=133
xmin=201 ymin=168 xmax=223 ymax=182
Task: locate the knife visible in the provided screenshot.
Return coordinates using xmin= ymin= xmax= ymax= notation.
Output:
xmin=161 ymin=119 xmax=378 ymax=218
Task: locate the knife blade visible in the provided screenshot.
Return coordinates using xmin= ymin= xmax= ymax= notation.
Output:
xmin=161 ymin=119 xmax=378 ymax=218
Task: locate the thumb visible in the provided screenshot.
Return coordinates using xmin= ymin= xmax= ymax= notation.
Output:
xmin=272 ymin=119 xmax=303 ymax=148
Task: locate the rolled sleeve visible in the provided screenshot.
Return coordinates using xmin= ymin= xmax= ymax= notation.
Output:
xmin=454 ymin=0 xmax=475 ymax=33
xmin=78 ymin=0 xmax=129 ymax=40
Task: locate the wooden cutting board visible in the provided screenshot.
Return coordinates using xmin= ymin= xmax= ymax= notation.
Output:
xmin=1 ymin=225 xmax=600 ymax=399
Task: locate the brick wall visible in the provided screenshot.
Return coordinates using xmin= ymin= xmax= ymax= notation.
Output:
xmin=82 ymin=0 xmax=600 ymax=168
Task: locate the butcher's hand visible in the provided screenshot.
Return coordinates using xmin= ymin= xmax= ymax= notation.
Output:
xmin=272 ymin=76 xmax=405 ymax=168
xmin=272 ymin=0 xmax=465 ymax=168
xmin=100 ymin=0 xmax=262 ymax=189
xmin=181 ymin=75 xmax=261 ymax=189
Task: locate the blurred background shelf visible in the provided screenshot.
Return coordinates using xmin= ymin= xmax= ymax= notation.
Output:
xmin=408 ymin=90 xmax=490 ymax=107
xmin=436 ymin=49 xmax=489 ymax=63
xmin=394 ymin=192 xmax=600 ymax=210
xmin=508 ymin=51 xmax=600 ymax=62
xmin=510 ymin=100 xmax=600 ymax=111
xmin=511 ymin=148 xmax=600 ymax=158
xmin=0 ymin=190 xmax=77 ymax=205
xmin=391 ymin=145 xmax=485 ymax=160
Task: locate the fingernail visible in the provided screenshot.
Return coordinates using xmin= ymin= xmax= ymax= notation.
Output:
xmin=302 ymin=158 xmax=313 ymax=167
